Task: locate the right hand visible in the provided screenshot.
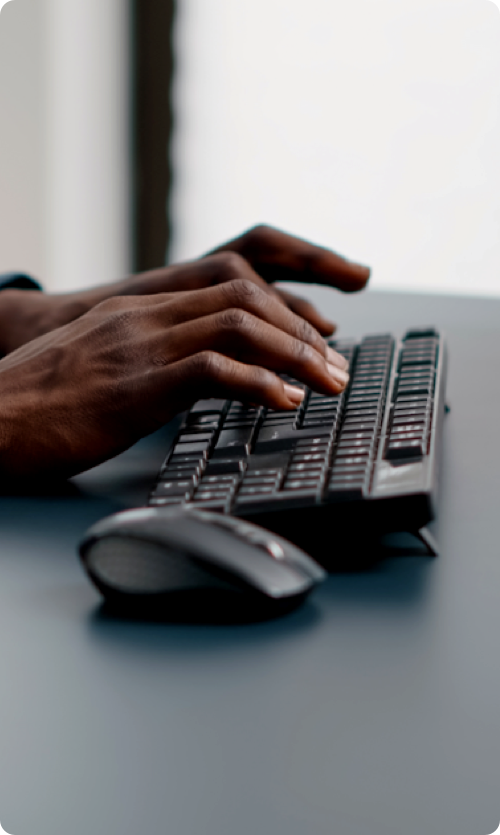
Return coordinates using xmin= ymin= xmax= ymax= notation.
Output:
xmin=0 ymin=260 xmax=349 ymax=480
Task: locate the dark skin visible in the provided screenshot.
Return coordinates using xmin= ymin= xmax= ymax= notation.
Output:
xmin=0 ymin=225 xmax=370 ymax=480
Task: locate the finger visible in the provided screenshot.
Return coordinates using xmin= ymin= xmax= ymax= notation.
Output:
xmin=118 ymin=251 xmax=278 ymax=297
xmin=276 ymin=289 xmax=336 ymax=337
xmin=151 ymin=310 xmax=350 ymax=395
xmin=145 ymin=351 xmax=307 ymax=417
xmin=152 ymin=278 xmax=347 ymax=366
xmin=210 ymin=224 xmax=371 ymax=292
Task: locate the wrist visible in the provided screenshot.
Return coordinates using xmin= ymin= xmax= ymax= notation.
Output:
xmin=0 ymin=290 xmax=29 ymax=355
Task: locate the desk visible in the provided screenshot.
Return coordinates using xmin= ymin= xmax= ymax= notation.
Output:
xmin=1 ymin=289 xmax=500 ymax=835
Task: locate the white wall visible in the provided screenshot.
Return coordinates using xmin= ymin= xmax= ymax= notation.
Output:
xmin=0 ymin=0 xmax=131 ymax=292
xmin=45 ymin=0 xmax=132 ymax=291
xmin=0 ymin=0 xmax=46 ymax=281
xmin=172 ymin=0 xmax=500 ymax=297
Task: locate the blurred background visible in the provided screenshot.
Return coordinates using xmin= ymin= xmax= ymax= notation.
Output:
xmin=0 ymin=0 xmax=500 ymax=295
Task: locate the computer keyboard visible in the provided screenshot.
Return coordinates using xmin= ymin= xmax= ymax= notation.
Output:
xmin=148 ymin=329 xmax=448 ymax=566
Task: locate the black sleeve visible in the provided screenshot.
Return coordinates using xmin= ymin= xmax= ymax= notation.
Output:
xmin=0 ymin=272 xmax=43 ymax=292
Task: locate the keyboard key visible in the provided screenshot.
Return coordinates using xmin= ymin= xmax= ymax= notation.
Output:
xmin=391 ymin=419 xmax=426 ymax=431
xmin=394 ymin=395 xmax=429 ymax=407
xmin=337 ymin=436 xmax=373 ymax=450
xmin=190 ymin=399 xmax=227 ymax=414
xmin=308 ymin=394 xmax=342 ymax=404
xmin=242 ymin=476 xmax=279 ymax=488
xmin=350 ymin=383 xmax=384 ymax=392
xmin=388 ymin=431 xmax=425 ymax=443
xmin=254 ymin=426 xmax=332 ymax=454
xmin=243 ymin=468 xmax=280 ymax=478
xmin=404 ymin=329 xmax=438 ymax=340
xmin=296 ymin=437 xmax=330 ymax=448
xmin=169 ymin=454 xmax=206 ymax=467
xmin=326 ymin=479 xmax=367 ymax=501
xmin=172 ymin=440 xmax=210 ymax=456
xmin=397 ymin=385 xmax=432 ymax=397
xmin=385 ymin=439 xmax=425 ymax=460
xmin=161 ymin=462 xmax=203 ymax=478
xmin=332 ymin=454 xmax=370 ymax=467
xmin=347 ymin=395 xmax=381 ymax=405
xmin=342 ymin=420 xmax=377 ymax=433
xmin=345 ymin=408 xmax=379 ymax=420
xmin=339 ymin=429 xmax=375 ymax=441
xmin=330 ymin=465 xmax=368 ymax=477
xmin=150 ymin=497 xmax=185 ymax=507
xmin=301 ymin=419 xmax=337 ymax=430
xmin=204 ymin=459 xmax=245 ymax=475
xmin=393 ymin=405 xmax=429 ymax=416
xmin=400 ymin=355 xmax=435 ymax=368
xmin=238 ymin=486 xmax=275 ymax=496
xmin=200 ymin=475 xmax=239 ymax=486
xmin=186 ymin=414 xmax=221 ymax=427
xmin=177 ymin=433 xmax=214 ymax=448
xmin=151 ymin=480 xmax=194 ymax=498
xmin=213 ymin=426 xmax=255 ymax=458
xmin=223 ymin=419 xmax=257 ymax=429
xmin=191 ymin=498 xmax=228 ymax=511
xmin=262 ymin=416 xmax=297 ymax=426
xmin=304 ymin=407 xmax=339 ymax=417
xmin=283 ymin=479 xmax=321 ymax=491
xmin=287 ymin=463 xmax=325 ymax=478
xmin=194 ymin=489 xmax=232 ymax=502
xmin=234 ymin=489 xmax=317 ymax=512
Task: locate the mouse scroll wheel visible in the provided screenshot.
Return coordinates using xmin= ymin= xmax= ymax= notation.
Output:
xmin=245 ymin=532 xmax=286 ymax=561
xmin=265 ymin=541 xmax=286 ymax=561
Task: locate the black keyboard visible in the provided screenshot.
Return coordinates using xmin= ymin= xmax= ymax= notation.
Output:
xmin=148 ymin=329 xmax=448 ymax=567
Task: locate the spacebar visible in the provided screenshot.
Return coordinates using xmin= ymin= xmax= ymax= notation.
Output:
xmin=253 ymin=425 xmax=333 ymax=454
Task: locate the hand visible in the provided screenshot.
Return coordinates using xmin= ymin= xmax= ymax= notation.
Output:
xmin=0 ymin=226 xmax=370 ymax=355
xmin=124 ymin=224 xmax=371 ymax=336
xmin=0 ymin=276 xmax=350 ymax=479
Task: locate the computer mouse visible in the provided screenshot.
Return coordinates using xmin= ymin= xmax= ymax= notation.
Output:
xmin=79 ymin=506 xmax=326 ymax=622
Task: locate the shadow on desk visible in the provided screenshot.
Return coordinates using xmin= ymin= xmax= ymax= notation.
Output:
xmin=81 ymin=559 xmax=432 ymax=671
xmin=85 ymin=595 xmax=323 ymax=656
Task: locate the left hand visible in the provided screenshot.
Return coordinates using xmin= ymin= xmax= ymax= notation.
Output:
xmin=0 ymin=225 xmax=371 ymax=355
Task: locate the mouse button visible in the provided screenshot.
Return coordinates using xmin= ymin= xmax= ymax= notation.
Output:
xmin=160 ymin=511 xmax=310 ymax=598
xmin=266 ymin=535 xmax=327 ymax=581
xmin=83 ymin=535 xmax=236 ymax=595
xmin=188 ymin=532 xmax=313 ymax=599
xmin=83 ymin=507 xmax=158 ymax=542
xmin=199 ymin=513 xmax=325 ymax=581
xmin=189 ymin=511 xmax=282 ymax=555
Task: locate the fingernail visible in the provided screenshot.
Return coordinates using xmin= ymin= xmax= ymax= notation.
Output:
xmin=327 ymin=346 xmax=349 ymax=370
xmin=327 ymin=363 xmax=349 ymax=386
xmin=284 ymin=384 xmax=305 ymax=404
xmin=349 ymin=262 xmax=371 ymax=279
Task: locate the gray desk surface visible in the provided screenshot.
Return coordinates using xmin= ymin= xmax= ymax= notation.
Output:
xmin=1 ymin=288 xmax=500 ymax=835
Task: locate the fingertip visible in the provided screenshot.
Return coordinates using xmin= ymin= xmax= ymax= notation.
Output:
xmin=317 ymin=319 xmax=336 ymax=337
xmin=283 ymin=383 xmax=305 ymax=406
xmin=344 ymin=263 xmax=371 ymax=290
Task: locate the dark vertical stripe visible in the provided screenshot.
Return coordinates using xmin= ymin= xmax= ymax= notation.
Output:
xmin=132 ymin=0 xmax=175 ymax=272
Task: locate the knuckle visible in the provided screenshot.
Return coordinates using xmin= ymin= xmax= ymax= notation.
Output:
xmin=95 ymin=295 xmax=129 ymax=315
xmin=244 ymin=223 xmax=274 ymax=248
xmin=297 ymin=315 xmax=318 ymax=346
xmin=217 ymin=307 xmax=253 ymax=333
xmin=192 ymin=350 xmax=226 ymax=380
xmin=226 ymin=277 xmax=261 ymax=307
xmin=293 ymin=338 xmax=315 ymax=367
xmin=212 ymin=250 xmax=247 ymax=280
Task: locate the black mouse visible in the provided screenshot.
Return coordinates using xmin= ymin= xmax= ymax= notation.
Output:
xmin=79 ymin=506 xmax=326 ymax=622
